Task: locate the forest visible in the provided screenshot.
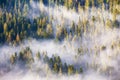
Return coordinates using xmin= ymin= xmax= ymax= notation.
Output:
xmin=0 ymin=0 xmax=120 ymax=80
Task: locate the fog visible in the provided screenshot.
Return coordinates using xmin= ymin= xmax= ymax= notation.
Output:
xmin=28 ymin=1 xmax=120 ymax=38
xmin=0 ymin=30 xmax=120 ymax=80
xmin=0 ymin=1 xmax=120 ymax=80
xmin=29 ymin=1 xmax=115 ymax=25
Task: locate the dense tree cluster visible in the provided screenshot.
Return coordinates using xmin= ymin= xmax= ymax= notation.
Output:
xmin=0 ymin=0 xmax=120 ymax=11
xmin=10 ymin=47 xmax=83 ymax=75
xmin=42 ymin=52 xmax=84 ymax=75
xmin=44 ymin=54 xmax=78 ymax=74
xmin=0 ymin=0 xmax=119 ymax=45
xmin=0 ymin=0 xmax=119 ymax=77
xmin=10 ymin=47 xmax=34 ymax=65
xmin=0 ymin=6 xmax=54 ymax=44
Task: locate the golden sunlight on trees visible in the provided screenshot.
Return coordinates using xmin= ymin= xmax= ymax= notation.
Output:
xmin=0 ymin=0 xmax=120 ymax=79
xmin=68 ymin=65 xmax=74 ymax=75
xmin=85 ymin=0 xmax=90 ymax=10
xmin=46 ymin=24 xmax=53 ymax=35
xmin=64 ymin=0 xmax=73 ymax=9
xmin=16 ymin=34 xmax=20 ymax=42
xmin=3 ymin=23 xmax=8 ymax=33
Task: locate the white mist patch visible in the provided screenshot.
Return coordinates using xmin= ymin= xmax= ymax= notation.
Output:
xmin=0 ymin=71 xmax=107 ymax=80
xmin=0 ymin=39 xmax=78 ymax=65
xmin=29 ymin=1 xmax=117 ymax=26
xmin=0 ymin=30 xmax=120 ymax=79
xmin=28 ymin=1 xmax=120 ymax=39
xmin=38 ymin=1 xmax=80 ymax=24
xmin=0 ymin=60 xmax=108 ymax=80
xmin=0 ymin=1 xmax=120 ymax=80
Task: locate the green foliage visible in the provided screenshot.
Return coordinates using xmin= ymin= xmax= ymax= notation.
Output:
xmin=101 ymin=45 xmax=106 ymax=50
xmin=36 ymin=52 xmax=41 ymax=60
xmin=11 ymin=47 xmax=34 ymax=65
xmin=0 ymin=0 xmax=119 ymax=44
xmin=113 ymin=20 xmax=120 ymax=28
xmin=9 ymin=47 xmax=84 ymax=75
xmin=42 ymin=54 xmax=83 ymax=74
xmin=0 ymin=0 xmax=119 ymax=75
xmin=10 ymin=53 xmax=17 ymax=64
xmin=79 ymin=67 xmax=83 ymax=73
xmin=68 ymin=65 xmax=74 ymax=75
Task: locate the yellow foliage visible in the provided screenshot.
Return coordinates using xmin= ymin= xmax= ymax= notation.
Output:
xmin=46 ymin=24 xmax=53 ymax=35
xmin=3 ymin=23 xmax=8 ymax=33
xmin=16 ymin=34 xmax=20 ymax=42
